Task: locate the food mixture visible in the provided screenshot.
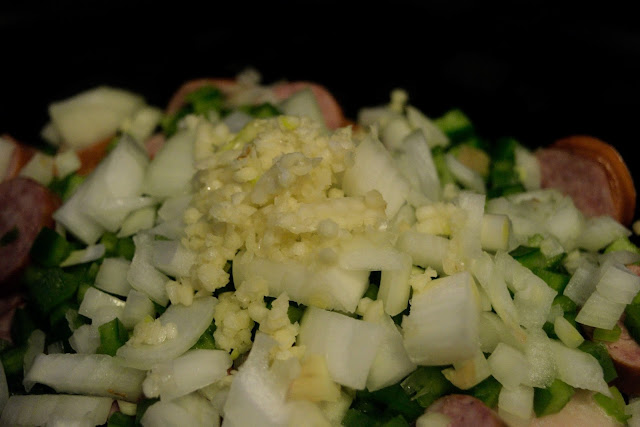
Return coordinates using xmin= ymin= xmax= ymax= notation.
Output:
xmin=1 ymin=69 xmax=640 ymax=426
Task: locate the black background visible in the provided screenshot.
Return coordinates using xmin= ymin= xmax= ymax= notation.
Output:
xmin=2 ymin=1 xmax=639 ymax=198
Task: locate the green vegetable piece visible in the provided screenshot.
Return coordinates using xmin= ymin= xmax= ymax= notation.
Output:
xmin=533 ymin=378 xmax=575 ymax=417
xmin=380 ymin=414 xmax=409 ymax=427
xmin=107 ymin=411 xmax=136 ymax=427
xmin=48 ymin=173 xmax=85 ymax=201
xmin=358 ymin=384 xmax=425 ymax=422
xmin=466 ymin=375 xmax=502 ymax=408
xmin=532 ymin=268 xmax=570 ymax=294
xmin=510 ymin=246 xmax=565 ymax=271
xmin=0 ymin=226 xmax=19 ymax=247
xmin=240 ymin=102 xmax=281 ymax=118
xmin=49 ymin=301 xmax=79 ymax=342
xmin=432 ymin=146 xmax=456 ymax=187
xmin=433 ymin=109 xmax=474 ymax=142
xmin=400 ymin=366 xmax=456 ymax=409
xmin=0 ymin=345 xmax=27 ymax=377
xmin=191 ymin=324 xmax=217 ymax=350
xmin=593 ymin=386 xmax=631 ymax=424
xmin=185 ymin=85 xmax=225 ymax=115
xmin=624 ymin=304 xmax=640 ymax=344
xmin=29 ymin=227 xmax=72 ymax=267
xmin=604 ymin=236 xmax=640 ymax=254
xmin=552 ymin=295 xmax=577 ymax=314
xmin=100 ymin=232 xmax=119 ymax=255
xmin=10 ymin=307 xmax=38 ymax=346
xmin=593 ymin=324 xmax=622 ymax=342
xmin=76 ymin=282 xmax=93 ymax=305
xmin=116 ymin=237 xmax=136 ymax=261
xmin=364 ymin=283 xmax=379 ymax=300
xmin=341 ymin=409 xmax=378 ymax=427
xmin=287 ymin=303 xmax=305 ymax=324
xmin=22 ymin=265 xmax=81 ymax=315
xmin=97 ymin=317 xmax=129 ymax=356
xmin=578 ymin=341 xmax=618 ymax=382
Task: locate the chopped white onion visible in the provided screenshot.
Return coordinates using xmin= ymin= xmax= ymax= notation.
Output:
xmin=78 ymin=286 xmax=125 ymax=326
xmin=378 ymin=253 xmax=412 ymax=316
xmin=69 ymin=324 xmax=100 ymax=354
xmin=94 ymin=257 xmax=132 ymax=297
xmin=576 ymin=291 xmax=626 ymax=330
xmin=498 ymin=384 xmax=534 ymax=423
xmin=488 ymin=342 xmax=529 ymax=390
xmin=299 ymin=306 xmax=384 ymax=389
xmin=23 ymin=329 xmax=46 ymax=392
xmin=19 ymin=151 xmax=55 ymax=186
xmin=142 ymin=392 xmax=221 ymax=427
xmin=577 ymin=216 xmax=631 ymax=252
xmin=120 ymin=289 xmax=156 ymax=329
xmin=116 ymin=296 xmax=217 ymax=370
xmin=396 ymin=230 xmax=450 ymax=274
xmin=60 ymin=244 xmax=106 ymax=267
xmin=25 ymin=353 xmax=145 ymax=402
xmin=549 ymin=339 xmax=611 ymax=396
xmin=127 ymin=232 xmax=170 ymax=306
xmin=595 ymin=263 xmax=640 ymax=304
xmin=402 ymin=271 xmax=481 ymax=365
xmin=117 ymin=205 xmax=157 ymax=237
xmin=0 ymin=394 xmax=113 ymax=426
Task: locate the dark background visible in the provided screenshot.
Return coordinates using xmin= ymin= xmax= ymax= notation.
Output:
xmin=2 ymin=1 xmax=639 ymax=192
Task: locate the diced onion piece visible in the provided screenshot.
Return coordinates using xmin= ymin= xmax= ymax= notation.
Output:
xmin=49 ymin=86 xmax=144 ymax=149
xmin=595 ymin=263 xmax=640 ymax=304
xmin=396 ymin=230 xmax=450 ymax=274
xmin=143 ymin=128 xmax=196 ymax=198
xmin=488 ymin=343 xmax=529 ymax=390
xmin=94 ymin=257 xmax=132 ymax=297
xmin=25 ymin=353 xmax=145 ymax=401
xmin=495 ymin=251 xmax=557 ymax=330
xmin=0 ymin=394 xmax=113 ymax=426
xmin=120 ymin=289 xmax=156 ymax=329
xmin=515 ymin=145 xmax=541 ymax=191
xmin=127 ymin=232 xmax=170 ymax=306
xmin=550 ymin=339 xmax=611 ymax=396
xmin=141 ymin=393 xmax=221 ymax=427
xmin=116 ymin=296 xmax=217 ymax=370
xmin=442 ymin=349 xmax=491 ymax=390
xmin=405 ymin=105 xmax=449 ymax=148
xmin=117 ymin=205 xmax=156 ymax=237
xmin=80 ymin=137 xmax=150 ymax=231
xmin=299 ymin=307 xmax=384 ymax=389
xmin=399 ymin=129 xmax=441 ymax=201
xmin=151 ymin=239 xmax=197 ymax=278
xmin=78 ymin=286 xmax=125 ymax=327
xmin=54 ymin=149 xmax=81 ymax=178
xmin=279 ymin=89 xmax=325 ymax=129
xmin=143 ymin=349 xmax=232 ymax=401
xmin=365 ymin=311 xmax=416 ymax=392
xmin=381 ymin=115 xmax=412 ymax=151
xmin=563 ymin=262 xmax=599 ymax=306
xmin=157 ymin=194 xmax=193 ymax=223
xmin=402 ymin=272 xmax=480 ymax=365
xmin=224 ymin=110 xmax=254 ymax=133
xmin=19 ymin=152 xmax=55 ymax=186
xmin=338 ymin=240 xmax=406 ymax=271
xmin=121 ymin=105 xmax=163 ymax=143
xmin=554 ymin=316 xmax=584 ymax=348
xmin=577 ymin=216 xmax=632 ymax=252
xmin=69 ymin=324 xmax=100 ymax=354
xmin=53 ymin=175 xmax=105 ymax=244
xmin=378 ymin=253 xmax=412 ymax=316
xmin=342 ymin=133 xmax=410 ymax=218
xmin=222 ymin=332 xmax=293 ymax=426
xmin=415 ymin=412 xmax=452 ymax=427
xmin=521 ymin=329 xmax=557 ymax=389
xmin=481 ymin=214 xmax=512 ymax=252
xmin=479 ymin=311 xmax=525 ymax=354
xmin=576 ymin=291 xmax=626 ymax=330
xmin=59 ymin=244 xmax=105 ymax=267
xmin=498 ymin=384 xmax=534 ymax=423
xmin=445 ymin=153 xmax=486 ymax=194
xmin=233 ymin=251 xmax=369 ymax=313
xmin=546 ymin=197 xmax=585 ymax=250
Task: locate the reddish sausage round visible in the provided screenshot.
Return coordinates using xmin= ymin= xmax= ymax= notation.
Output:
xmin=0 ymin=177 xmax=61 ymax=294
xmin=426 ymin=394 xmax=507 ymax=427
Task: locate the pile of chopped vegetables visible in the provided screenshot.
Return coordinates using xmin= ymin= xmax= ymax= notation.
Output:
xmin=1 ymin=70 xmax=640 ymax=426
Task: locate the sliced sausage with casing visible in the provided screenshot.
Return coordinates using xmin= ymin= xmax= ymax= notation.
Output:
xmin=0 ymin=177 xmax=61 ymax=295
xmin=536 ymin=136 xmax=636 ymax=226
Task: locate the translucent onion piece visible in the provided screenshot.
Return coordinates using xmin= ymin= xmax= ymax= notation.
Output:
xmin=0 ymin=394 xmax=113 ymax=426
xmin=25 ymin=353 xmax=145 ymax=402
xmin=116 ymin=296 xmax=217 ymax=370
xmin=94 ymin=257 xmax=132 ymax=297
